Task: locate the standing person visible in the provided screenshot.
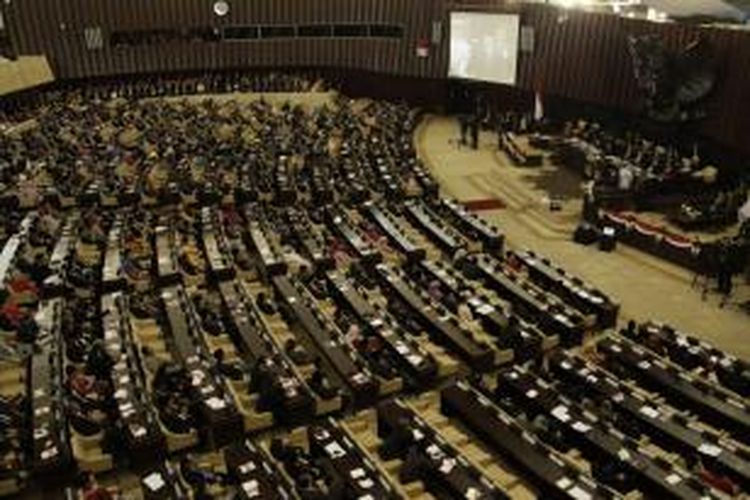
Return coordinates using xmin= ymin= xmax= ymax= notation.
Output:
xmin=470 ymin=116 xmax=479 ymax=150
xmin=717 ymin=242 xmax=734 ymax=300
xmin=458 ymin=115 xmax=468 ymax=147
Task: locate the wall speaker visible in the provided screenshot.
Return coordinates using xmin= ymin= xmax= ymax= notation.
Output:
xmin=520 ymin=26 xmax=534 ymax=53
xmin=431 ymin=21 xmax=442 ymax=45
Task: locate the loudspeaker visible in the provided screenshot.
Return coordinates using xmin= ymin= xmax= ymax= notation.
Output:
xmin=431 ymin=21 xmax=442 ymax=45
xmin=520 ymin=26 xmax=535 ymax=53
xmin=599 ymin=226 xmax=617 ymax=252
xmin=573 ymin=222 xmax=599 ymax=246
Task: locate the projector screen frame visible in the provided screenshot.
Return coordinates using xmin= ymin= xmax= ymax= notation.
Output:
xmin=448 ymin=10 xmax=522 ymax=86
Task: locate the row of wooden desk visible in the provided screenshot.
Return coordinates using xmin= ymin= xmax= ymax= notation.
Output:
xmin=0 ymin=213 xmax=36 ymax=287
xmin=223 ymin=440 xmax=296 ymax=500
xmin=308 ymin=420 xmax=398 ymax=499
xmin=28 ymin=298 xmax=71 ymax=477
xmin=374 ymin=264 xmax=495 ymax=372
xmin=286 ymin=208 xmax=331 ymax=270
xmin=438 ymin=198 xmax=504 ymax=252
xmin=326 ymin=270 xmax=438 ymax=385
xmin=364 ymin=203 xmax=425 ymax=262
xmin=102 ymin=216 xmax=124 ymax=292
xmin=440 ymin=382 xmax=610 ymax=500
xmin=419 ymin=259 xmax=546 ymax=361
xmin=404 ymin=200 xmax=465 ymax=255
xmin=160 ymin=285 xmax=243 ymax=447
xmin=468 ymin=254 xmax=585 ymax=346
xmin=155 ymin=225 xmax=180 ymax=286
xmin=246 ymin=218 xmax=287 ymax=277
xmin=217 ymin=279 xmax=315 ymax=421
xmin=140 ymin=461 xmax=190 ymax=500
xmin=201 ymin=207 xmax=235 ymax=281
xmin=622 ymin=322 xmax=750 ymax=398
xmin=42 ymin=214 xmax=78 ymax=298
xmin=377 ymin=398 xmax=507 ymax=499
xmin=512 ymin=249 xmax=619 ymax=329
xmin=328 ymin=209 xmax=381 ymax=264
xmin=598 ymin=336 xmax=750 ymax=447
xmin=102 ymin=292 xmax=166 ymax=460
xmin=550 ymin=352 xmax=750 ymax=490
xmin=499 ymin=367 xmax=713 ymax=499
xmin=272 ymin=275 xmax=379 ymax=405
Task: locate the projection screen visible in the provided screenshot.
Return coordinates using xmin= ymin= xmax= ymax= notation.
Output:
xmin=449 ymin=12 xmax=521 ymax=85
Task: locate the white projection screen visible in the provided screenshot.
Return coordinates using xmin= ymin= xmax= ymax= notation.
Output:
xmin=449 ymin=12 xmax=521 ymax=85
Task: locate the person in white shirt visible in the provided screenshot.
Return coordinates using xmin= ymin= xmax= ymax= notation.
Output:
xmin=618 ymin=165 xmax=634 ymax=191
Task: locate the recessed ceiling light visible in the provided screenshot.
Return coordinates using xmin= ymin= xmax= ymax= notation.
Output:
xmin=213 ymin=1 xmax=229 ymax=17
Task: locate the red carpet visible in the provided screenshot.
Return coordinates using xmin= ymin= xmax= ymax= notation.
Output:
xmin=462 ymin=198 xmax=506 ymax=212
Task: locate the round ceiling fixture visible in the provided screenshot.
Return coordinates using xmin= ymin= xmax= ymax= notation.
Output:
xmin=213 ymin=1 xmax=229 ymax=17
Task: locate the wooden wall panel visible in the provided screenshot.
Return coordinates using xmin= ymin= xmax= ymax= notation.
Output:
xmin=4 ymin=0 xmax=445 ymax=78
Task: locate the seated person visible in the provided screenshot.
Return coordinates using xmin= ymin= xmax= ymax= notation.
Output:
xmin=212 ymin=349 xmax=244 ymax=381
xmin=66 ymin=365 xmax=96 ymax=399
xmin=307 ymin=358 xmax=337 ymax=400
xmin=179 ymin=454 xmax=228 ymax=499
xmin=284 ymin=338 xmax=313 ymax=365
xmin=79 ymin=473 xmax=117 ymax=500
xmin=256 ymin=292 xmax=276 ymax=316
xmin=86 ymin=340 xmax=115 ymax=380
xmin=153 ymin=363 xmax=196 ymax=434
xmin=131 ymin=292 xmax=159 ymax=319
xmin=66 ymin=400 xmax=106 ymax=437
xmin=379 ymin=416 xmax=415 ymax=460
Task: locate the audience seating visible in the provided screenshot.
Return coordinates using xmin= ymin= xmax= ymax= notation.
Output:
xmin=377 ymin=398 xmax=507 ymax=499
xmin=550 ymin=352 xmax=750 ymax=491
xmin=273 ymin=275 xmax=379 ymax=405
xmin=440 ymin=381 xmax=608 ymax=499
xmin=598 ymin=336 xmax=750 ymax=446
xmin=622 ymin=321 xmax=750 ymax=398
xmin=200 ymin=207 xmax=235 ymax=281
xmin=102 ymin=292 xmax=166 ymax=461
xmin=419 ymin=259 xmax=547 ymax=360
xmin=437 ymin=198 xmax=505 ymax=252
xmin=0 ymin=75 xmax=748 ymax=498
xmin=141 ymin=461 xmax=190 ymax=500
xmin=42 ymin=215 xmax=76 ymax=298
xmin=511 ymin=249 xmax=619 ymax=328
xmin=326 ymin=270 xmax=438 ymax=385
xmin=28 ymin=298 xmax=71 ymax=476
xmin=364 ymin=202 xmax=426 ymax=262
xmin=224 ymin=439 xmax=295 ymax=499
xmin=404 ymin=200 xmax=467 ymax=256
xmin=308 ymin=420 xmax=398 ymax=499
xmin=101 ymin=216 xmax=124 ymax=292
xmin=161 ymin=286 xmax=243 ymax=447
xmin=374 ymin=263 xmax=496 ymax=372
xmin=217 ymin=279 xmax=315 ymax=423
xmin=246 ymin=217 xmax=287 ymax=278
xmin=466 ymin=254 xmax=586 ymax=346
xmin=498 ymin=367 xmax=716 ymax=498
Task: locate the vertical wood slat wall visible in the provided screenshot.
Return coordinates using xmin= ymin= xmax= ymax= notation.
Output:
xmin=5 ymin=0 xmax=444 ymax=78
xmin=5 ymin=0 xmax=750 ymax=153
